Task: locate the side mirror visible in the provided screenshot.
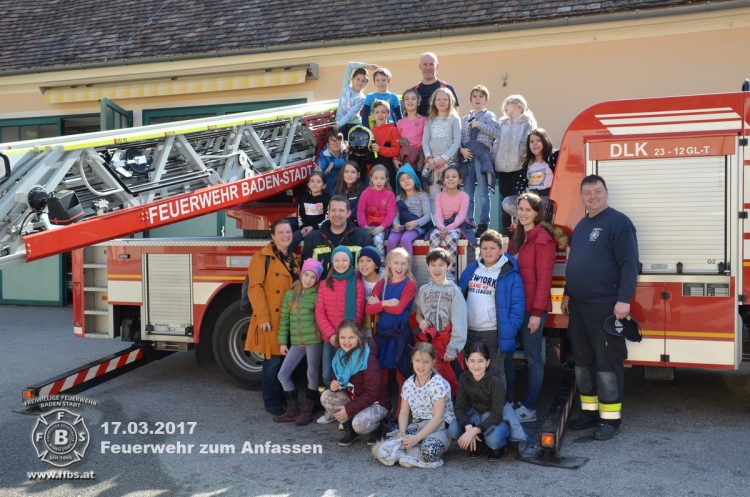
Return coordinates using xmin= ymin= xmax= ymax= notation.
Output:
xmin=0 ymin=153 xmax=9 ymax=185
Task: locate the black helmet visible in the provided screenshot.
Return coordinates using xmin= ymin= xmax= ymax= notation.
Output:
xmin=603 ymin=315 xmax=642 ymax=342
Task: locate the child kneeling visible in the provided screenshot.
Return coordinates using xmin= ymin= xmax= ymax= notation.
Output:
xmin=320 ymin=319 xmax=391 ymax=447
xmin=388 ymin=343 xmax=455 ymax=467
xmin=449 ymin=342 xmax=539 ymax=461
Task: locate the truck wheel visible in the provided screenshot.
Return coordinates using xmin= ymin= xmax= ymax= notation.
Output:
xmin=213 ymin=301 xmax=263 ymax=388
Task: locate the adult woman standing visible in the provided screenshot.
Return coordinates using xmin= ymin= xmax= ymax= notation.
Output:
xmin=245 ymin=219 xmax=300 ymax=416
xmin=504 ymin=193 xmax=565 ymax=423
xmin=494 ymin=95 xmax=536 ymax=234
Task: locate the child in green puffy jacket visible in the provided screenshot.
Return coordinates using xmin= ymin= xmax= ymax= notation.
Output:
xmin=275 ymin=258 xmax=324 ymax=426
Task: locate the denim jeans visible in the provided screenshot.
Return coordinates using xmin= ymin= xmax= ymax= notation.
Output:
xmin=463 ymin=157 xmax=491 ymax=225
xmin=262 ymin=354 xmax=285 ymax=412
xmin=448 ymin=408 xmax=510 ymax=450
xmin=321 ymin=342 xmax=335 ymax=386
xmin=505 ymin=311 xmax=548 ymax=410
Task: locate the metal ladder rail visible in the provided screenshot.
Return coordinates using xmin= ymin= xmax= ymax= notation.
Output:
xmin=0 ymin=109 xmax=336 ymax=270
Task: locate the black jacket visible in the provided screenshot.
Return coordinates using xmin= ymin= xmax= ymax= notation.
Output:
xmin=301 ymin=219 xmax=373 ymax=277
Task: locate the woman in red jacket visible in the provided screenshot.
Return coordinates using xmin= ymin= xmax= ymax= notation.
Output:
xmin=505 ymin=192 xmax=566 ymax=423
xmin=320 ymin=319 xmax=391 ymax=447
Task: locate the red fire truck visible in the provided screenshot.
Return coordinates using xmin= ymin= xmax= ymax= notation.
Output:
xmin=5 ymin=88 xmax=748 ymax=464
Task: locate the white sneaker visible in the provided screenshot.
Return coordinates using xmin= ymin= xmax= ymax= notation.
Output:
xmin=316 ymin=412 xmax=336 ymax=424
xmin=515 ymin=405 xmax=537 ymax=423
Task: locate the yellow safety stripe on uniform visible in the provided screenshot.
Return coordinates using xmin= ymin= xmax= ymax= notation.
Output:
xmin=598 ymin=403 xmax=622 ymax=419
xmin=580 ymin=394 xmax=598 ymax=411
xmin=599 ymin=410 xmax=622 ymax=420
xmin=311 ymin=245 xmax=363 ymax=267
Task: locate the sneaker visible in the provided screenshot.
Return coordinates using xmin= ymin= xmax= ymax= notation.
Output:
xmin=474 ymin=222 xmax=488 ymax=237
xmin=593 ymin=422 xmax=620 ymax=441
xmin=487 ymin=447 xmax=505 ymax=462
xmin=316 ymin=412 xmax=336 ymax=424
xmin=515 ymin=405 xmax=537 ymax=423
xmin=568 ymin=413 xmax=599 ymax=430
xmin=469 ymin=441 xmax=486 ymax=459
xmin=518 ymin=440 xmax=542 ymax=459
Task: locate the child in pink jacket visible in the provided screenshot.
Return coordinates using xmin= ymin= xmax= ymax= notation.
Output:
xmin=357 ymin=164 xmax=396 ymax=256
xmin=314 ymin=246 xmax=365 ymax=423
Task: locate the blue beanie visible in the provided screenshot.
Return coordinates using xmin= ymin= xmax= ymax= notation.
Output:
xmin=358 ymin=246 xmax=382 ymax=268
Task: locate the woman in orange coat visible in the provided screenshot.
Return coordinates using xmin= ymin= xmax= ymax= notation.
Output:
xmin=245 ymin=219 xmax=300 ymax=416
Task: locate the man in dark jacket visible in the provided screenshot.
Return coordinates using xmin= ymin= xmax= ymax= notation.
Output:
xmin=562 ymin=174 xmax=639 ymax=442
xmin=302 ymin=195 xmax=373 ymax=277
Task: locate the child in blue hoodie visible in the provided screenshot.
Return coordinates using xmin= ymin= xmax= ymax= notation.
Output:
xmin=458 ymin=229 xmax=525 ymax=387
xmin=317 ymin=130 xmax=349 ymax=196
xmin=386 ymin=164 xmax=432 ymax=258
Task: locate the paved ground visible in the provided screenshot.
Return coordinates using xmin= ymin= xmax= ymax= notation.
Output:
xmin=0 ymin=305 xmax=749 ymax=497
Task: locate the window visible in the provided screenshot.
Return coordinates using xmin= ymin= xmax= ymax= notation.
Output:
xmin=142 ymin=99 xmax=307 ymax=125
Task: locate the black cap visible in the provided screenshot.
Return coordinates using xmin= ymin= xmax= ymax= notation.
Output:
xmin=603 ymin=315 xmax=642 ymax=342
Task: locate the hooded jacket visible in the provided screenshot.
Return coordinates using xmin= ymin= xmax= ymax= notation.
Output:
xmin=301 ymin=219 xmax=373 ymax=278
xmin=513 ymin=224 xmax=556 ymax=316
xmin=458 ymin=254 xmax=525 ymax=354
xmin=493 ymin=114 xmax=533 ymax=173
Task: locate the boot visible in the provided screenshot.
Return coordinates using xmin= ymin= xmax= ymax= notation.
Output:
xmin=367 ymin=419 xmax=386 ymax=446
xmin=338 ymin=420 xmax=358 ymax=446
xmin=273 ymin=391 xmax=299 ymax=423
xmin=295 ymin=389 xmax=318 ymax=426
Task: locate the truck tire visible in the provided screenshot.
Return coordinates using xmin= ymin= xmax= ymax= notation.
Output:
xmin=213 ymin=300 xmax=264 ymax=389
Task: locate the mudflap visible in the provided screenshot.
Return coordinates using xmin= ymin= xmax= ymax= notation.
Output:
xmin=519 ymin=365 xmax=589 ymax=470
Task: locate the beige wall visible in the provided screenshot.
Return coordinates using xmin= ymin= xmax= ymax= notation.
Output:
xmin=1 ymin=7 xmax=749 ymax=145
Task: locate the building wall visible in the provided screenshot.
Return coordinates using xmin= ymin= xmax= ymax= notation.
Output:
xmin=0 ymin=7 xmax=748 ymax=145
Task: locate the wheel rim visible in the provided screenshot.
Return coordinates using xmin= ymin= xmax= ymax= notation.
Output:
xmin=228 ymin=316 xmax=264 ymax=374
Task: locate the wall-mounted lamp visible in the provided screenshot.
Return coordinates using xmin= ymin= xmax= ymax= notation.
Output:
xmin=502 ymin=72 xmax=508 ymax=87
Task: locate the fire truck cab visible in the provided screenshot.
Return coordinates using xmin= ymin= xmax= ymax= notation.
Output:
xmin=547 ymin=90 xmax=750 ymax=372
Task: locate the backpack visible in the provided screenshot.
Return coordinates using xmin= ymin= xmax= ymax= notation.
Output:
xmin=239 ymin=255 xmax=270 ymax=313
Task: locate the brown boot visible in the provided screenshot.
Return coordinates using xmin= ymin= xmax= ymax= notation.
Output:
xmin=273 ymin=391 xmax=299 ymax=422
xmin=295 ymin=389 xmax=319 ymax=426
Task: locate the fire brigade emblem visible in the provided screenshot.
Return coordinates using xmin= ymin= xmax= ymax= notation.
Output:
xmin=32 ymin=409 xmax=90 ymax=467
xmin=589 ymin=228 xmax=602 ymax=241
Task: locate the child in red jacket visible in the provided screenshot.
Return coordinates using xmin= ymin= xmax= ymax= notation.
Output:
xmin=371 ymin=99 xmax=401 ymax=190
xmin=320 ymin=319 xmax=391 ymax=446
xmin=315 ymin=246 xmax=365 ymax=424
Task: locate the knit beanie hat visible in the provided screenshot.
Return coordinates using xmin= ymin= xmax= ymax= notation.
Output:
xmin=300 ymin=258 xmax=324 ymax=283
xmin=358 ymin=246 xmax=382 ymax=268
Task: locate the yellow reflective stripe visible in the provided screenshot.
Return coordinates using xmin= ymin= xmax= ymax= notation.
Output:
xmin=311 ymin=247 xmax=332 ymax=260
xmin=599 ymin=403 xmax=622 ymax=413
xmin=599 ymin=410 xmax=621 ymax=420
xmin=580 ymin=394 xmax=598 ymax=411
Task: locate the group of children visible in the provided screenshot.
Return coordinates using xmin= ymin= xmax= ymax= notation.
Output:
xmin=301 ymin=61 xmax=557 ymax=285
xmin=274 ymin=226 xmax=540 ymax=467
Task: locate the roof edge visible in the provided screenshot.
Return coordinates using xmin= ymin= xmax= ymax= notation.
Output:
xmin=2 ymin=0 xmax=747 ymax=77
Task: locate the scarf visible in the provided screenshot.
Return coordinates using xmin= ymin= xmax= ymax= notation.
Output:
xmin=331 ymin=246 xmax=357 ymax=319
xmin=272 ymin=244 xmax=299 ymax=281
xmin=333 ymin=343 xmax=370 ymax=387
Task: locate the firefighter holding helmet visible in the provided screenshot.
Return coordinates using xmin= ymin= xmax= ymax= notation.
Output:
xmin=561 ymin=174 xmax=639 ymax=441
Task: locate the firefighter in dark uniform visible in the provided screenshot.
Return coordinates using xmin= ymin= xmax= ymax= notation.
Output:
xmin=561 ymin=174 xmax=638 ymax=441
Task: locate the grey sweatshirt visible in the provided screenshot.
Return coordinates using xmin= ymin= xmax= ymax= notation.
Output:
xmin=394 ymin=191 xmax=431 ymax=227
xmin=414 ymin=280 xmax=468 ymax=358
